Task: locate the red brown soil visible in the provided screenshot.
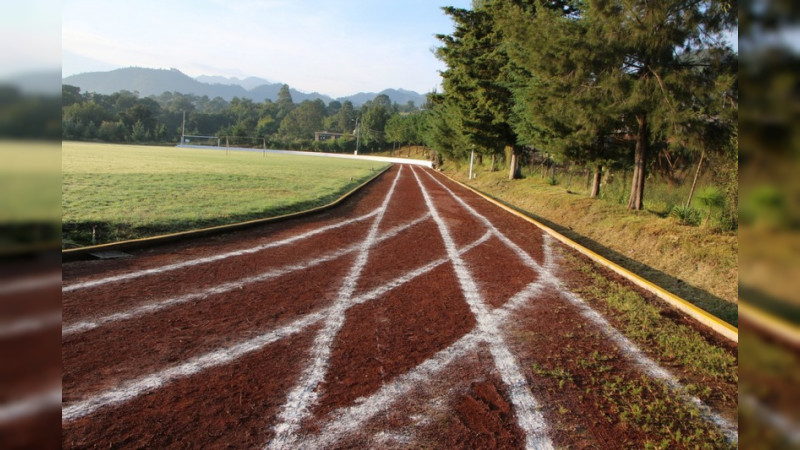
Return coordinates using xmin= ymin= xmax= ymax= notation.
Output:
xmin=316 ymin=264 xmax=475 ymax=418
xmin=0 ymin=260 xmax=61 ymax=449
xmin=62 ymin=164 xmax=737 ymax=448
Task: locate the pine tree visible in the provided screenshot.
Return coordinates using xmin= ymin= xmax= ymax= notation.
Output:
xmin=582 ymin=0 xmax=736 ymax=210
xmin=500 ymin=0 xmax=628 ymax=198
xmin=436 ymin=2 xmax=521 ymax=179
xmin=276 ymin=84 xmax=295 ymax=121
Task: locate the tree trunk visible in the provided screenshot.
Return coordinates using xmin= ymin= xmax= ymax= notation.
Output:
xmin=477 ymin=153 xmax=483 ymax=165
xmin=490 ymin=153 xmax=496 ymax=172
xmin=508 ymin=145 xmax=522 ymax=180
xmin=541 ymin=157 xmax=547 ymax=179
xmin=685 ymin=149 xmax=705 ymax=208
xmin=627 ymin=115 xmax=648 ymax=210
xmin=590 ymin=164 xmax=602 ymax=198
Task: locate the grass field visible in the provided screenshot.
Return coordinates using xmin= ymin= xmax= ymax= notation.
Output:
xmin=0 ymin=141 xmax=60 ymax=223
xmin=62 ymin=142 xmax=389 ymax=247
xmin=0 ymin=141 xmax=61 ymax=252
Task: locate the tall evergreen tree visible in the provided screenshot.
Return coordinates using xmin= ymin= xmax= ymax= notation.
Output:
xmin=582 ymin=0 xmax=736 ymax=210
xmin=276 ymin=84 xmax=295 ymax=121
xmin=436 ymin=2 xmax=521 ymax=179
xmin=500 ymin=0 xmax=628 ymax=198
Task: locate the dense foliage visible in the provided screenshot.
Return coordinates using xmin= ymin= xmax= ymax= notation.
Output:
xmin=61 ymin=84 xmax=426 ymax=153
xmin=429 ymin=0 xmax=737 ymax=213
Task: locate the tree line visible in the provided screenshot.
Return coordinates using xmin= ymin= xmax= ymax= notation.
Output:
xmin=426 ymin=0 xmax=737 ymax=216
xmin=62 ymin=83 xmax=425 ymax=152
xmin=62 ymin=0 xmax=738 ymax=221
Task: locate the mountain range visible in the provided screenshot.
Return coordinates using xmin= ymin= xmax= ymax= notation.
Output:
xmin=62 ymin=67 xmax=427 ymax=107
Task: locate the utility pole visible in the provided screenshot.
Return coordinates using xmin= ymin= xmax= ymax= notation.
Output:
xmin=354 ymin=117 xmax=360 ymax=155
xmin=469 ymin=148 xmax=475 ymax=180
xmin=180 ymin=110 xmax=186 ymax=145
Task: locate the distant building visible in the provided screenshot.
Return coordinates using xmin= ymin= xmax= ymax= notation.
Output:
xmin=314 ymin=131 xmax=347 ymax=142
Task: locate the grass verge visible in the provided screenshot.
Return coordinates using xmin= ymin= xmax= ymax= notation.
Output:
xmin=568 ymin=253 xmax=738 ymax=387
xmin=62 ymin=142 xmax=389 ymax=247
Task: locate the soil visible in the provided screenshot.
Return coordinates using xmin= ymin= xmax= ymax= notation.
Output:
xmin=62 ymin=165 xmax=738 ymax=448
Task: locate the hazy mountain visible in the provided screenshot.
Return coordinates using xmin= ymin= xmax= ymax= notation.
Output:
xmin=345 ymin=88 xmax=427 ymax=107
xmin=62 ymin=67 xmax=426 ymax=107
xmin=195 ymin=75 xmax=275 ymax=90
xmin=2 ymin=70 xmax=62 ymax=95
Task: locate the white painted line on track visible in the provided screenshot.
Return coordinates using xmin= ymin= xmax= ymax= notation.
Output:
xmin=305 ymin=331 xmax=482 ymax=448
xmin=306 ymin=273 xmax=551 ymax=448
xmin=0 ymin=272 xmax=61 ymax=295
xmin=741 ymin=394 xmax=800 ymax=444
xmin=269 ymin=166 xmax=404 ymax=449
xmin=0 ymin=386 xmax=61 ymax=425
xmin=556 ymin=284 xmax=739 ymax=444
xmin=422 ymin=170 xmax=546 ymax=274
xmin=411 ymin=166 xmax=553 ymax=450
xmin=423 ymin=169 xmax=738 ymax=444
xmin=62 ymin=309 xmax=328 ymax=423
xmin=62 ymin=209 xmax=381 ymax=293
xmin=0 ymin=310 xmax=61 ymax=339
xmin=62 ymin=219 xmax=490 ymax=425
xmin=63 ymin=213 xmax=431 ymax=336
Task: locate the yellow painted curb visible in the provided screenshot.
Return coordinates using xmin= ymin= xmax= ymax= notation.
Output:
xmin=438 ymin=171 xmax=738 ymax=344
xmin=63 ymin=165 xmax=392 ymax=261
xmin=739 ymin=301 xmax=800 ymax=346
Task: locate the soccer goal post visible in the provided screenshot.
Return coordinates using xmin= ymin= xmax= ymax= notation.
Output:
xmin=181 ymin=135 xmax=221 ymax=147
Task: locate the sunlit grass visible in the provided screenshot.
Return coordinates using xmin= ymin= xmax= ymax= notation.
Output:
xmin=62 ymin=142 xmax=389 ymax=247
xmin=0 ymin=141 xmax=61 ymax=223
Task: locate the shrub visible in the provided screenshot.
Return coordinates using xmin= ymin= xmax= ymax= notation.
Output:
xmin=695 ymin=186 xmax=725 ymax=226
xmin=670 ymin=205 xmax=701 ymax=226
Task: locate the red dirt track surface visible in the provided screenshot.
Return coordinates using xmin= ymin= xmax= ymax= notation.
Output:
xmin=62 ymin=165 xmax=737 ymax=448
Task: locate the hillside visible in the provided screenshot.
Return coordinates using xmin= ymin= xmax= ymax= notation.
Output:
xmin=62 ymin=67 xmax=427 ymax=107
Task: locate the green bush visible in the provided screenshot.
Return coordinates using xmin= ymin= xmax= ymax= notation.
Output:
xmin=670 ymin=205 xmax=702 ymax=226
xmin=694 ymin=186 xmax=725 ymax=226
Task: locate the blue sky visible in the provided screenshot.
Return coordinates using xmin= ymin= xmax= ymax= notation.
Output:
xmin=62 ymin=0 xmax=472 ymax=97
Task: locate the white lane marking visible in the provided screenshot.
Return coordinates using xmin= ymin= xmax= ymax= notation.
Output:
xmin=307 ymin=277 xmax=550 ymax=448
xmin=0 ymin=386 xmax=61 ymax=425
xmin=411 ymin=167 xmax=553 ymax=450
xmin=62 ymin=209 xmax=381 ymax=293
xmin=741 ymin=394 xmax=800 ymax=444
xmin=63 ymin=213 xmax=430 ymax=336
xmin=0 ymin=311 xmax=61 ymax=339
xmin=0 ymin=272 xmax=61 ymax=295
xmin=61 ymin=222 xmax=490 ymax=425
xmin=422 ymin=170 xmax=545 ymax=273
xmin=268 ymin=166 xmax=404 ymax=449
xmin=424 ymin=170 xmax=738 ymax=444
xmin=306 ymin=331 xmax=482 ymax=449
xmin=556 ymin=284 xmax=739 ymax=444
xmin=62 ymin=309 xmax=328 ymax=423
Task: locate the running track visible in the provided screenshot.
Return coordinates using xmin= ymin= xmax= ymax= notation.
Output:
xmin=62 ymin=165 xmax=737 ymax=448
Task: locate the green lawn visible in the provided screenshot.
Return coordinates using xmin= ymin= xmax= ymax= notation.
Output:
xmin=62 ymin=142 xmax=389 ymax=247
